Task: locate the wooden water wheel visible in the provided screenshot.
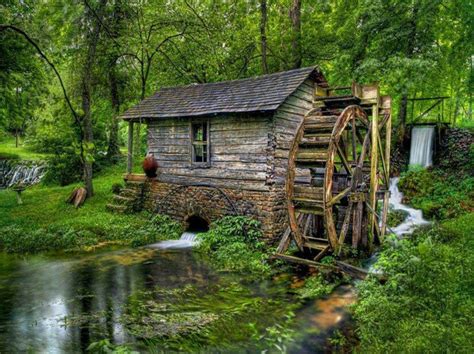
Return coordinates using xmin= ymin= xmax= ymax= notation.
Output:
xmin=276 ymin=83 xmax=392 ymax=264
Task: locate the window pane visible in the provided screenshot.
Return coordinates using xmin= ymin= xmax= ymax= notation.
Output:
xmin=193 ymin=144 xmax=205 ymax=162
xmin=202 ymin=123 xmax=207 ymax=141
xmin=193 ymin=124 xmax=203 ymax=141
xmin=191 ymin=121 xmax=209 ymax=163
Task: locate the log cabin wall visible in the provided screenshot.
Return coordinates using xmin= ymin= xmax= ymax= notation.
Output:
xmin=117 ymin=67 xmax=324 ymax=240
xmin=146 ymin=114 xmax=272 ymax=192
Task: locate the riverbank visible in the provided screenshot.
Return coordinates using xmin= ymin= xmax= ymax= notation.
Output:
xmin=352 ymin=166 xmax=474 ymax=352
xmin=0 ymin=163 xmax=182 ymax=253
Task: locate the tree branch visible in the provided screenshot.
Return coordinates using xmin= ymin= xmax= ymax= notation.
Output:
xmin=0 ymin=24 xmax=81 ymax=125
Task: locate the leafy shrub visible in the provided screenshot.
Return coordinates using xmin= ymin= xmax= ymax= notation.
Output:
xmin=387 ymin=209 xmax=408 ymax=227
xmin=111 ymin=183 xmax=123 ymax=194
xmin=196 ymin=216 xmax=271 ymax=276
xmin=399 ymin=168 xmax=474 ymax=220
xmin=436 ymin=128 xmax=474 ymax=174
xmin=0 ymin=213 xmax=182 ymax=253
xmin=295 ymin=274 xmax=336 ymax=299
xmin=353 ymin=214 xmax=474 ymax=352
xmin=128 ymin=214 xmax=182 ymax=247
xmin=43 ymin=148 xmax=83 ymax=186
xmin=0 ymin=225 xmax=97 ymax=253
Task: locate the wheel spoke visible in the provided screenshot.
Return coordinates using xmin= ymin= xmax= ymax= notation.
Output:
xmin=327 ymin=186 xmax=351 ymax=207
xmin=337 ymin=200 xmax=353 ymax=252
xmin=336 ymin=144 xmax=353 ymax=176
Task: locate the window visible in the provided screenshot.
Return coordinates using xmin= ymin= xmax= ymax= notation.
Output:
xmin=191 ymin=120 xmax=210 ymax=164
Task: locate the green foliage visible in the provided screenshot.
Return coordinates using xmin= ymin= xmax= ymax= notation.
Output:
xmin=0 ymin=163 xmax=180 ymax=253
xmin=294 ymin=274 xmax=336 ymax=300
xmin=130 ymin=214 xmax=182 ymax=248
xmin=196 ymin=216 xmax=271 ymax=276
xmin=87 ymin=339 xmax=138 ymax=354
xmin=118 ymin=282 xmax=298 ymax=352
xmin=353 ymin=213 xmax=474 ymax=352
xmin=387 ymin=209 xmax=408 ymax=228
xmin=399 ymin=168 xmax=474 ymax=220
xmin=437 ymin=128 xmax=474 ymax=173
xmin=111 ymin=183 xmax=123 ymax=194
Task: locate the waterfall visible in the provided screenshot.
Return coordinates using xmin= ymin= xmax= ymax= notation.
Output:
xmin=389 ymin=177 xmax=430 ymax=236
xmin=149 ymin=231 xmax=199 ymax=250
xmin=409 ymin=126 xmax=435 ymax=167
xmin=0 ymin=160 xmax=47 ymax=189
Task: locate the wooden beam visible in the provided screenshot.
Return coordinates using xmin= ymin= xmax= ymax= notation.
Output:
xmin=327 ymin=187 xmax=351 ymax=207
xmin=276 ymin=226 xmax=292 ymax=253
xmin=127 ymin=121 xmax=134 ymax=174
xmin=272 ymin=254 xmax=372 ymax=280
xmin=369 ymin=104 xmax=379 ymax=247
xmin=381 ymin=112 xmax=392 ymax=238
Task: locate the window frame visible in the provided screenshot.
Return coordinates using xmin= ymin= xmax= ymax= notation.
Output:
xmin=190 ymin=119 xmax=210 ymax=167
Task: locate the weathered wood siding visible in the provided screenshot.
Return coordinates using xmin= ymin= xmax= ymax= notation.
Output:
xmin=147 ymin=114 xmax=272 ymax=191
xmin=146 ymin=78 xmax=315 ymax=192
xmin=270 ymin=78 xmax=315 ymax=185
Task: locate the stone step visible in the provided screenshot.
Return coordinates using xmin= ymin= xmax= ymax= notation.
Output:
xmin=113 ymin=194 xmax=135 ymax=205
xmin=106 ymin=203 xmax=129 ymax=214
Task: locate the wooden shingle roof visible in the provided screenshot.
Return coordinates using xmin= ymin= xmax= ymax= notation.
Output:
xmin=121 ymin=67 xmax=326 ymax=120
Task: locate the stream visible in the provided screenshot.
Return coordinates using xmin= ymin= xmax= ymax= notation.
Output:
xmin=0 ymin=247 xmax=354 ymax=353
xmin=0 ymin=182 xmax=428 ymax=352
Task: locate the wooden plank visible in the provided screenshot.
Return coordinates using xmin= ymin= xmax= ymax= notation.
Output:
xmin=127 ymin=121 xmax=134 ymax=173
xmin=159 ymin=167 xmax=267 ymax=181
xmin=276 ymin=227 xmax=292 ymax=253
xmin=369 ymin=103 xmax=379 ymax=247
xmin=294 ymin=185 xmax=324 ymax=200
xmin=158 ymin=174 xmax=269 ymax=192
xmin=296 ymin=149 xmax=328 ymax=161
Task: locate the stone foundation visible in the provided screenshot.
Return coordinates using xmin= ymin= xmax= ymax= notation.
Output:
xmin=112 ymin=174 xmax=288 ymax=241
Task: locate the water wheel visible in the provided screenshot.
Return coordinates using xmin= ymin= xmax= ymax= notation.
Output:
xmin=277 ymin=84 xmax=392 ymax=262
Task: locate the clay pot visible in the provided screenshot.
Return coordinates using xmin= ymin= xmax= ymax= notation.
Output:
xmin=143 ymin=154 xmax=158 ymax=178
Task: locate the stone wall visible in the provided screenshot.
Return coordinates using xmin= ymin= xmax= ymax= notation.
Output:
xmin=118 ymin=176 xmax=288 ymax=241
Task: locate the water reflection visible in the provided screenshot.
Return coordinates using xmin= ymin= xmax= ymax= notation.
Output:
xmin=0 ymin=247 xmax=356 ymax=352
xmin=0 ymin=248 xmax=217 ymax=352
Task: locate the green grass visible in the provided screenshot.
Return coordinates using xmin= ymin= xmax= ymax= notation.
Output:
xmin=399 ymin=168 xmax=474 ymax=220
xmin=0 ymin=162 xmax=182 ymax=253
xmin=354 ymin=213 xmax=474 ymax=352
xmin=0 ymin=136 xmax=49 ymax=160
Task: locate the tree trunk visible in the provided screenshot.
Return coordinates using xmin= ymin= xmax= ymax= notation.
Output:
xmin=259 ymin=0 xmax=268 ymax=74
xmin=81 ymin=0 xmax=107 ymax=198
xmin=107 ymin=65 xmax=121 ymax=160
xmin=398 ymin=93 xmax=408 ymax=139
xmin=289 ymin=0 xmax=302 ymax=69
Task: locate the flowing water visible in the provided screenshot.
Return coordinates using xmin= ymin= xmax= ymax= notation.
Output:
xmin=0 ymin=244 xmax=353 ymax=353
xmin=388 ymin=177 xmax=430 ymax=236
xmin=0 ymin=160 xmax=46 ymax=188
xmin=409 ymin=126 xmax=435 ymax=167
xmin=149 ymin=231 xmax=199 ymax=249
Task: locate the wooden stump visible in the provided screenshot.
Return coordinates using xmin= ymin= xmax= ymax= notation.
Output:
xmin=67 ymin=187 xmax=87 ymax=208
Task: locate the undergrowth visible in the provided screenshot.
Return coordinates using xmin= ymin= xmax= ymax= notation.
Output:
xmin=399 ymin=167 xmax=474 ymax=220
xmin=196 ymin=216 xmax=272 ymax=276
xmin=0 ymin=163 xmax=182 ymax=253
xmin=353 ymin=213 xmax=474 ymax=352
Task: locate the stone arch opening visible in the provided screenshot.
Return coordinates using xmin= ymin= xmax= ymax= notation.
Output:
xmin=185 ymin=215 xmax=209 ymax=232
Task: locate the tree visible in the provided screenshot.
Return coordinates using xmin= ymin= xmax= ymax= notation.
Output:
xmin=289 ymin=0 xmax=302 ymax=69
xmin=259 ymin=0 xmax=269 ymax=74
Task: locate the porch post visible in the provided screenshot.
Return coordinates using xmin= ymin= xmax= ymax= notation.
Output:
xmin=127 ymin=120 xmax=134 ymax=174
